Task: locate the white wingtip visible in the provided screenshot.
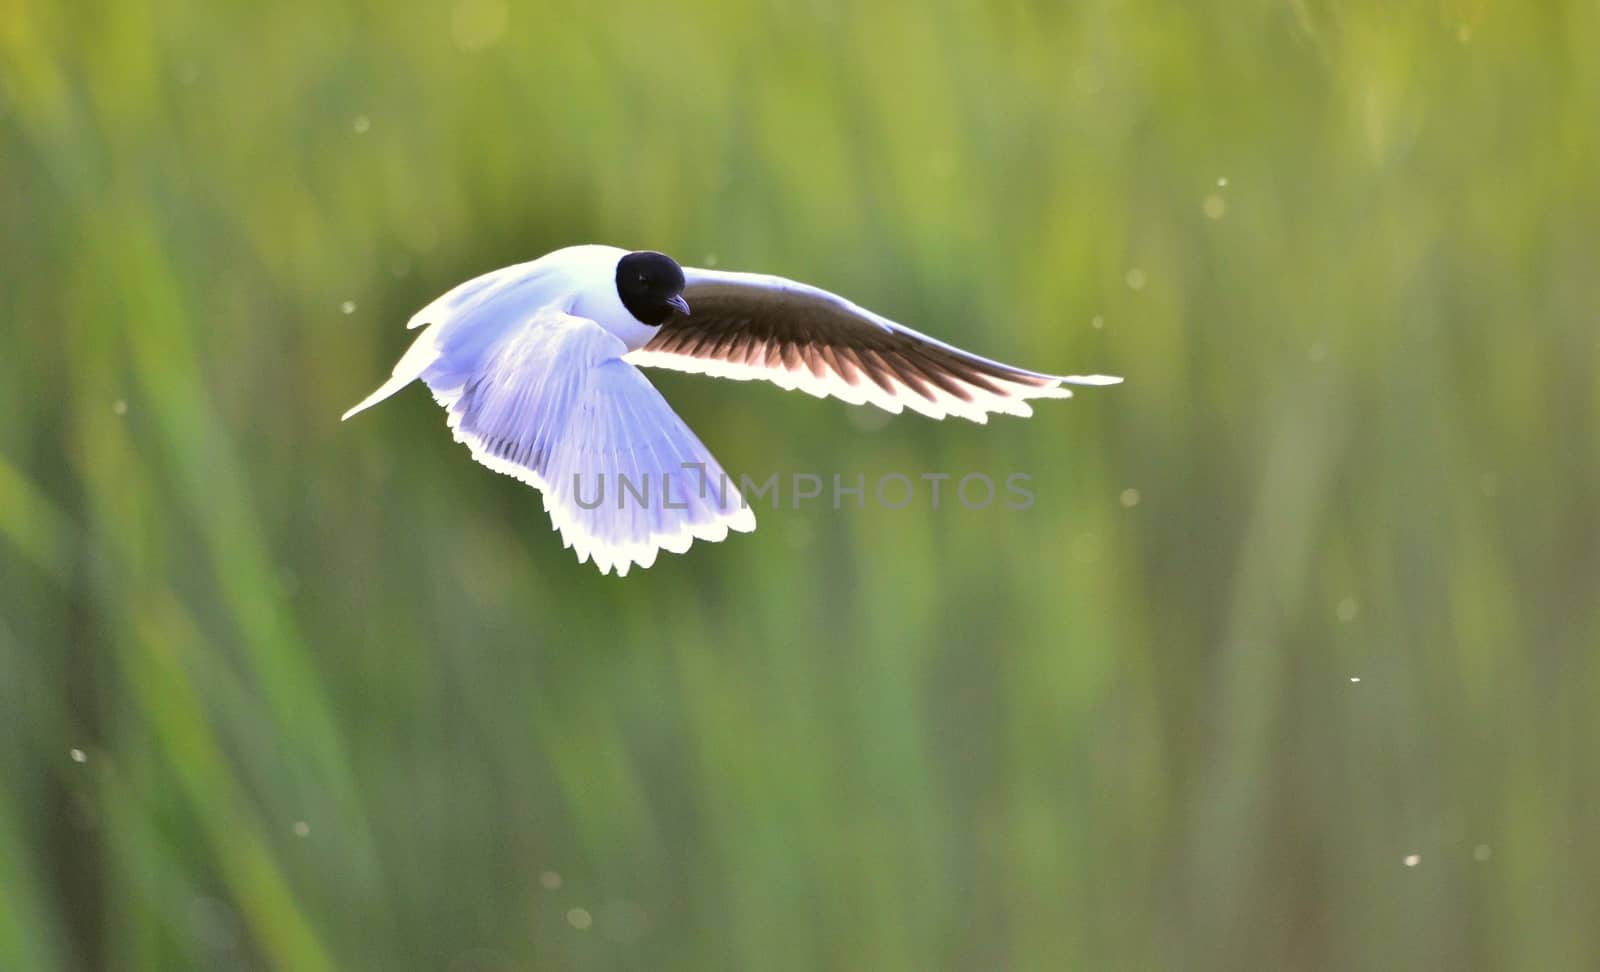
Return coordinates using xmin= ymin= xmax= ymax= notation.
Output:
xmin=340 ymin=376 xmax=409 ymax=421
xmin=1060 ymin=374 xmax=1123 ymax=386
xmin=343 ymin=323 xmax=448 ymax=421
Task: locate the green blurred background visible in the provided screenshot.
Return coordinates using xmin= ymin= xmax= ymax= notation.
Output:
xmin=4 ymin=1 xmax=1598 ymax=969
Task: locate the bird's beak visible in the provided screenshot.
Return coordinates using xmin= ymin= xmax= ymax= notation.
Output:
xmin=667 ymin=294 xmax=691 ymax=317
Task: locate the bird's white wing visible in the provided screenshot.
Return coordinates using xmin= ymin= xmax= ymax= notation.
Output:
xmin=625 ymin=267 xmax=1121 ymax=424
xmin=341 ymin=258 xmax=572 ymax=421
xmin=361 ymin=306 xmax=753 ymax=576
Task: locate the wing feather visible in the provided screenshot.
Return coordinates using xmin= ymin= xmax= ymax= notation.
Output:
xmin=379 ymin=308 xmax=752 ymax=575
xmin=626 ymin=267 xmax=1121 ymax=423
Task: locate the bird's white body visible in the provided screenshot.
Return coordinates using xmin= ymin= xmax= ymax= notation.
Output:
xmin=345 ymin=244 xmax=1120 ymax=575
xmin=416 ymin=243 xmax=660 ymax=349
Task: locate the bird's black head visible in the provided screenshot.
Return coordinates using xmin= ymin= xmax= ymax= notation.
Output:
xmin=615 ymin=250 xmax=689 ymax=325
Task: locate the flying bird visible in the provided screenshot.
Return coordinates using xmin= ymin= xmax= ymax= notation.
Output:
xmin=343 ymin=245 xmax=1120 ymax=575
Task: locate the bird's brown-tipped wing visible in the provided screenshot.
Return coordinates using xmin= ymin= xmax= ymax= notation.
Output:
xmin=624 ymin=268 xmax=1120 ymax=424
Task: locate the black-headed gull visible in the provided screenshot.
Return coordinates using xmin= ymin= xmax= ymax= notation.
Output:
xmin=344 ymin=245 xmax=1120 ymax=575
